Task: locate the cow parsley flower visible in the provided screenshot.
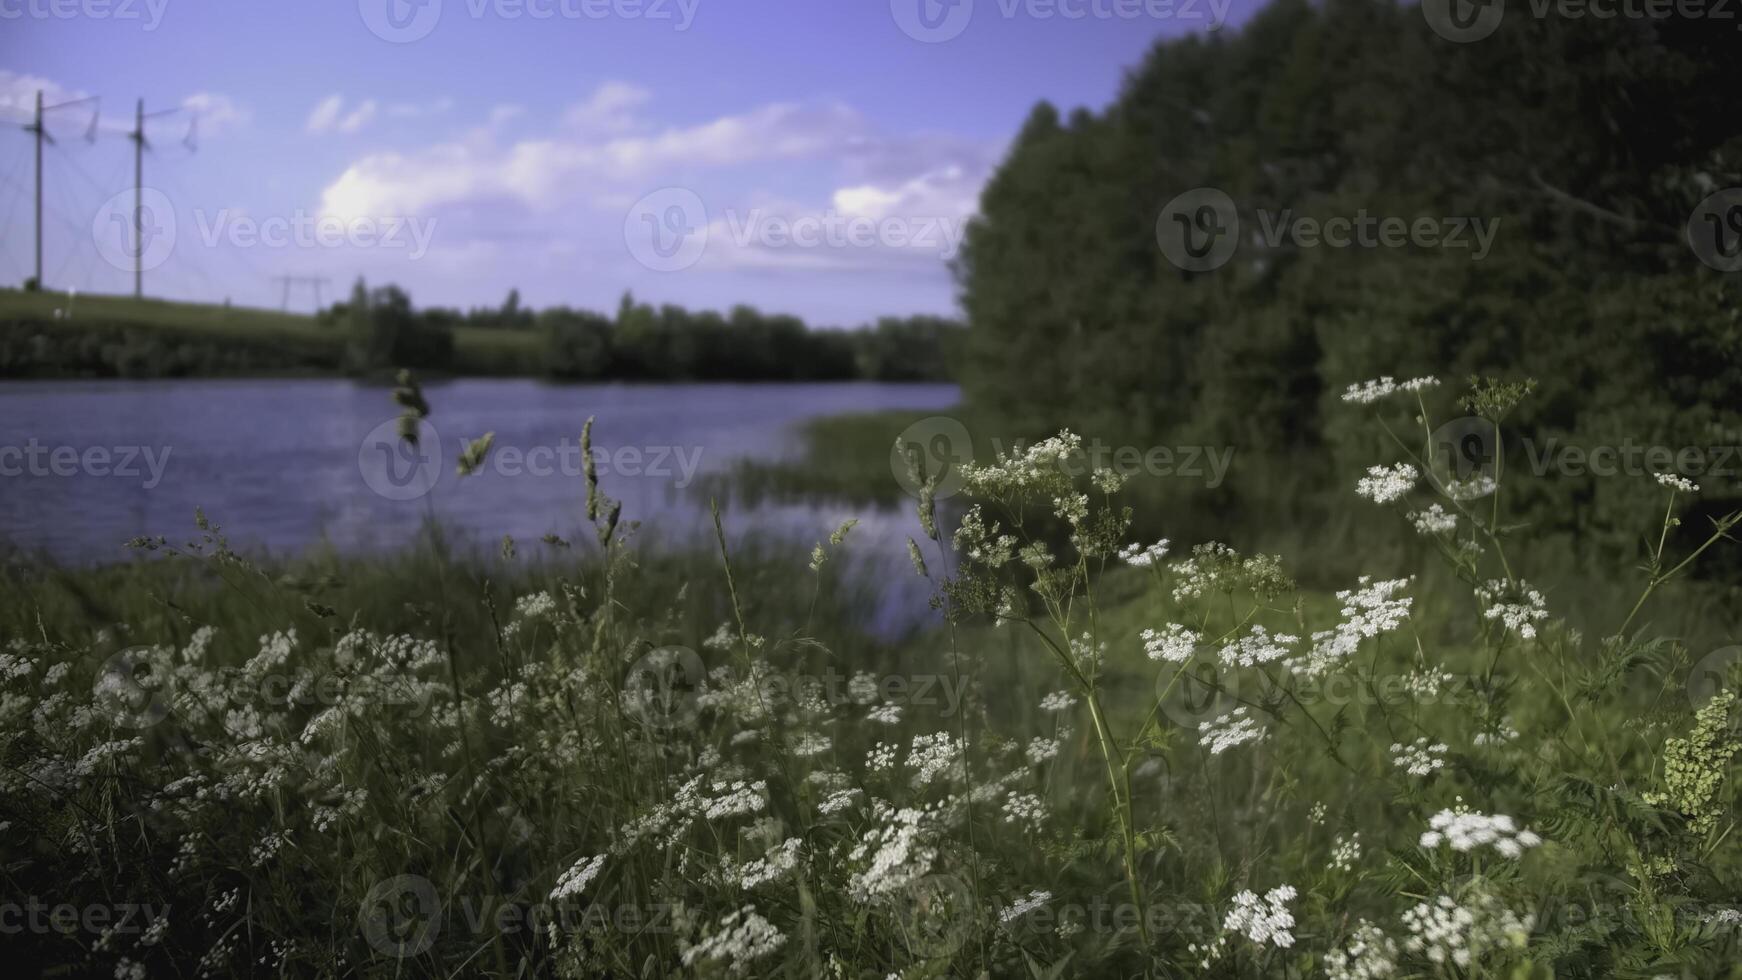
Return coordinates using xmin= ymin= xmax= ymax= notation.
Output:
xmin=1655 ymin=472 xmax=1699 ymax=493
xmin=1410 ymin=503 xmax=1458 ymax=535
xmin=906 ymin=732 xmax=965 ymax=786
xmin=1390 ymin=737 xmax=1448 ymax=776
xmin=1474 ymin=580 xmax=1549 ymax=639
xmin=846 ymin=803 xmax=940 ymax=901
xmin=1343 ymin=376 xmax=1438 ymax=404
xmin=1025 ymin=735 xmax=1062 ymax=765
xmin=550 ymin=854 xmax=606 ymax=901
xmin=514 ymin=592 xmax=557 ymax=620
xmin=1222 ymin=884 xmax=1298 ymax=948
xmin=817 ymin=787 xmax=861 ymax=815
xmin=1329 ymin=833 xmax=1362 ymax=872
xmin=1199 ymin=707 xmax=1267 ymax=754
xmin=681 ymin=905 xmax=786 ymax=974
xmin=1000 ymin=889 xmax=1053 ymax=924
xmin=1038 ymin=690 xmax=1077 ymax=712
xmin=1142 ymin=623 xmax=1200 ymax=663
xmin=1118 ymin=538 xmax=1170 ymax=567
xmin=1402 ymin=888 xmax=1532 ymax=968
xmin=1219 ymin=625 xmax=1298 ymax=667
xmin=1299 ymin=577 xmax=1412 ymax=675
xmin=1418 ymin=801 xmax=1542 ymax=857
xmin=1324 ymin=920 xmax=1399 ymax=980
xmin=1356 ymin=463 xmax=1419 ymax=504
xmin=1001 ymin=792 xmax=1047 ymax=831
xmin=1343 ymin=377 xmax=1399 ymax=404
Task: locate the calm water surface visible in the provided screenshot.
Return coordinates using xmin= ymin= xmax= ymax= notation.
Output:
xmin=0 ymin=379 xmax=959 ymax=567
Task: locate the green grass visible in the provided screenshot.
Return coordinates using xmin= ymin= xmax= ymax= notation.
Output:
xmin=3 ymin=386 xmax=1742 ymax=979
xmin=0 ymin=288 xmax=540 ymax=377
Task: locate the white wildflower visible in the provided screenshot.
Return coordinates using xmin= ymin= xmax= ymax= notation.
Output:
xmin=1222 ymin=884 xmax=1298 ymax=948
xmin=1118 ymin=538 xmax=1170 ymax=567
xmin=1000 ymin=889 xmax=1053 ymax=924
xmin=1410 ymin=503 xmax=1458 ymax=535
xmin=1418 ymin=805 xmax=1543 ymax=858
xmin=1390 ymin=737 xmax=1448 ymax=777
xmin=1142 ymin=623 xmax=1200 ymax=663
xmin=1356 ymin=463 xmax=1419 ymax=505
xmin=1199 ymin=707 xmax=1267 ymax=754
xmin=1655 ymin=472 xmax=1699 ymax=493
xmin=550 ymin=854 xmax=607 ymax=901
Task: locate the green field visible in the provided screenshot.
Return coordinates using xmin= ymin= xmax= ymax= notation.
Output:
xmin=0 ymin=288 xmax=541 ymax=378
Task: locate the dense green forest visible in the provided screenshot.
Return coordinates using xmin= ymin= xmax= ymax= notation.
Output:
xmin=954 ymin=0 xmax=1742 ymax=564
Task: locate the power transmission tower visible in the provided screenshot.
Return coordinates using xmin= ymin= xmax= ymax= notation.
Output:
xmin=128 ymin=99 xmax=195 ymax=299
xmin=21 ymin=89 xmax=100 ymax=290
xmin=273 ymin=275 xmax=331 ymax=312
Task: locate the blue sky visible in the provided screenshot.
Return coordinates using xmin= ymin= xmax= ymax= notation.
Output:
xmin=0 ymin=0 xmax=1253 ymax=324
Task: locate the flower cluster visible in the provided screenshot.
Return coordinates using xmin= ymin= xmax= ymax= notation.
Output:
xmin=1199 ymin=707 xmax=1267 ymax=754
xmin=1356 ymin=463 xmax=1419 ymax=505
xmin=1474 ymin=579 xmax=1550 ymax=639
xmin=1141 ymin=623 xmax=1200 ymax=663
xmin=1342 ymin=376 xmax=1439 ymax=404
xmin=1390 ymin=737 xmax=1448 ymax=777
xmin=1401 ymin=888 xmax=1533 ymax=969
xmin=1418 ymin=806 xmax=1543 ymax=858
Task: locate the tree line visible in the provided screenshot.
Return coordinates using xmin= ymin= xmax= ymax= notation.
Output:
xmin=326 ymin=280 xmax=961 ymax=382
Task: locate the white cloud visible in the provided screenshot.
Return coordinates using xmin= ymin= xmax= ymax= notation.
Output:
xmin=0 ymin=70 xmax=88 ymax=124
xmin=316 ymin=94 xmax=996 ymax=282
xmin=181 ymin=92 xmax=250 ymax=136
xmin=337 ymin=99 xmax=377 ymax=134
xmin=0 ymin=71 xmax=244 ymax=142
xmin=305 ymin=94 xmax=345 ymax=134
xmin=386 ymin=97 xmax=454 ymax=119
xmin=561 ymin=81 xmax=651 ymax=135
xmin=307 ymin=95 xmax=379 ymax=135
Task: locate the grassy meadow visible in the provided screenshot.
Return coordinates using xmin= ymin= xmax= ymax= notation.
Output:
xmin=3 ymin=373 xmax=1740 ymax=979
xmin=0 ymin=288 xmax=542 ymax=378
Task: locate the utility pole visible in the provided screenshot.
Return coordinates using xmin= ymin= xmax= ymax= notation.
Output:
xmin=273 ymin=275 xmax=332 ymax=312
xmin=32 ymin=91 xmax=41 ymax=288
xmin=126 ymin=101 xmax=195 ymax=300
xmin=19 ymin=90 xmax=100 ymax=292
xmin=131 ymin=99 xmax=143 ymax=299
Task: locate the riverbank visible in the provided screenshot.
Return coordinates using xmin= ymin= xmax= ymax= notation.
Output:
xmin=0 ymin=290 xmax=541 ymax=378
